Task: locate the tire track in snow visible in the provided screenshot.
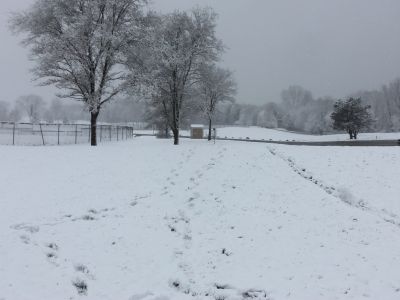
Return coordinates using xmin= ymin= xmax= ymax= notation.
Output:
xmin=267 ymin=146 xmax=400 ymax=229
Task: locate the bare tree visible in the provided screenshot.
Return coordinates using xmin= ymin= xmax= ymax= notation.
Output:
xmin=16 ymin=95 xmax=46 ymax=123
xmin=11 ymin=0 xmax=148 ymax=145
xmin=133 ymin=7 xmax=223 ymax=145
xmin=382 ymin=78 xmax=400 ymax=130
xmin=197 ymin=64 xmax=236 ymax=140
xmin=0 ymin=101 xmax=10 ymax=121
xmin=8 ymin=106 xmax=22 ymax=123
xmin=44 ymin=98 xmax=68 ymax=123
xmin=281 ymin=85 xmax=313 ymax=109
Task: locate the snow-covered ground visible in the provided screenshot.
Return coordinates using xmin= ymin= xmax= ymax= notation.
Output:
xmin=134 ymin=126 xmax=400 ymax=142
xmin=269 ymin=144 xmax=400 ymax=224
xmin=1 ymin=137 xmax=400 ymax=300
xmin=215 ymin=127 xmax=400 ymax=142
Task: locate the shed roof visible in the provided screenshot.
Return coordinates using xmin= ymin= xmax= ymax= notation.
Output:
xmin=190 ymin=124 xmax=205 ymax=128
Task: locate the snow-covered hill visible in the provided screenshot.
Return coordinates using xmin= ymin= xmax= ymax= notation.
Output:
xmin=215 ymin=126 xmax=400 ymax=142
xmin=1 ymin=137 xmax=400 ymax=300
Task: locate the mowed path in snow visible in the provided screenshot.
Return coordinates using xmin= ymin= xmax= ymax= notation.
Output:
xmin=0 ymin=138 xmax=400 ymax=300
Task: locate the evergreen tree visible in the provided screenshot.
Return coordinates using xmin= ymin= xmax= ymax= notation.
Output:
xmin=331 ymin=97 xmax=373 ymax=139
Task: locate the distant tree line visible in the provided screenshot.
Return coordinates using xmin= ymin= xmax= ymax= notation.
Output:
xmin=0 ymin=95 xmax=146 ymax=124
xmin=2 ymin=77 xmax=400 ymax=137
xmin=209 ymin=79 xmax=400 ymax=134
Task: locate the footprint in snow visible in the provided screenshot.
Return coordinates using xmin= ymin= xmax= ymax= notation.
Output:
xmin=44 ymin=242 xmax=60 ymax=265
xmin=46 ymin=252 xmax=58 ymax=260
xmin=129 ymin=292 xmax=155 ymax=300
xmin=75 ymin=263 xmax=95 ymax=280
xmin=46 ymin=242 xmax=59 ymax=251
xmin=20 ymin=234 xmax=31 ymax=244
xmin=12 ymin=223 xmax=40 ymax=234
xmin=78 ymin=215 xmax=96 ymax=221
xmin=72 ymin=278 xmax=88 ymax=296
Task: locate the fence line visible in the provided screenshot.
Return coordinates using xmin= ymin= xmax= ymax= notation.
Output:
xmin=0 ymin=122 xmax=139 ymax=146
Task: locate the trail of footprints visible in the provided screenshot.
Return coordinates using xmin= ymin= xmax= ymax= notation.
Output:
xmin=163 ymin=147 xmax=268 ymax=299
xmin=11 ymin=193 xmax=150 ymax=297
xmin=10 ymin=145 xmax=268 ymax=299
xmin=268 ymin=146 xmax=400 ymax=229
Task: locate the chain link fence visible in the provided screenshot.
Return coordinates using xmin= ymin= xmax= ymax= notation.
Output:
xmin=0 ymin=122 xmax=140 ymax=146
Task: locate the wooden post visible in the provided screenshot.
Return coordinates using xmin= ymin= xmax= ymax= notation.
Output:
xmin=57 ymin=124 xmax=60 ymax=145
xmin=75 ymin=124 xmax=78 ymax=144
xmin=39 ymin=124 xmax=45 ymax=145
xmin=88 ymin=124 xmax=91 ymax=143
xmin=109 ymin=125 xmax=112 ymax=141
xmin=100 ymin=125 xmax=103 ymax=142
xmin=117 ymin=126 xmax=119 ymax=141
xmin=12 ymin=122 xmax=16 ymax=145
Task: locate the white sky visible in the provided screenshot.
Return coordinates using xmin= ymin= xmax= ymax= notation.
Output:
xmin=1 ymin=0 xmax=400 ymax=104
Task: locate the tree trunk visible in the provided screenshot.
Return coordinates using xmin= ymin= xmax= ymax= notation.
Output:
xmin=172 ymin=128 xmax=179 ymax=145
xmin=165 ymin=125 xmax=169 ymax=138
xmin=91 ymin=111 xmax=99 ymax=146
xmin=353 ymin=131 xmax=358 ymax=140
xmin=208 ymin=118 xmax=212 ymax=141
xmin=348 ymin=129 xmax=353 ymax=140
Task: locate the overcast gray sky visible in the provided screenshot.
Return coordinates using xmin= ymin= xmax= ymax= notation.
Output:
xmin=1 ymin=0 xmax=400 ymax=104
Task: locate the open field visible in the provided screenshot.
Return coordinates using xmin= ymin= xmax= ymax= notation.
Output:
xmin=1 ymin=136 xmax=400 ymax=300
xmin=215 ymin=127 xmax=400 ymax=142
xmin=134 ymin=127 xmax=400 ymax=143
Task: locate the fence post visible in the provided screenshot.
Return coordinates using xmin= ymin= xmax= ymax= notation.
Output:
xmin=39 ymin=124 xmax=45 ymax=145
xmin=88 ymin=124 xmax=91 ymax=143
xmin=100 ymin=125 xmax=103 ymax=142
xmin=12 ymin=122 xmax=16 ymax=145
xmin=109 ymin=125 xmax=112 ymax=141
xmin=57 ymin=124 xmax=61 ymax=145
xmin=117 ymin=126 xmax=119 ymax=141
xmin=75 ymin=124 xmax=78 ymax=144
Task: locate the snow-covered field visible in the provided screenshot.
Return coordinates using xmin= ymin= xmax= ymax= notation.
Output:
xmin=215 ymin=127 xmax=400 ymax=142
xmin=1 ymin=137 xmax=400 ymax=300
xmin=135 ymin=126 xmax=400 ymax=142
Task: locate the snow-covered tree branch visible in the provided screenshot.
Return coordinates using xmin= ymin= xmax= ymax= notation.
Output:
xmin=196 ymin=63 xmax=236 ymax=140
xmin=10 ymin=0 xmax=148 ymax=145
xmin=128 ymin=7 xmax=224 ymax=145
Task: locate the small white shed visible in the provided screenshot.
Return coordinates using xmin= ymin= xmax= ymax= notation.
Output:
xmin=190 ymin=124 xmax=205 ymax=139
